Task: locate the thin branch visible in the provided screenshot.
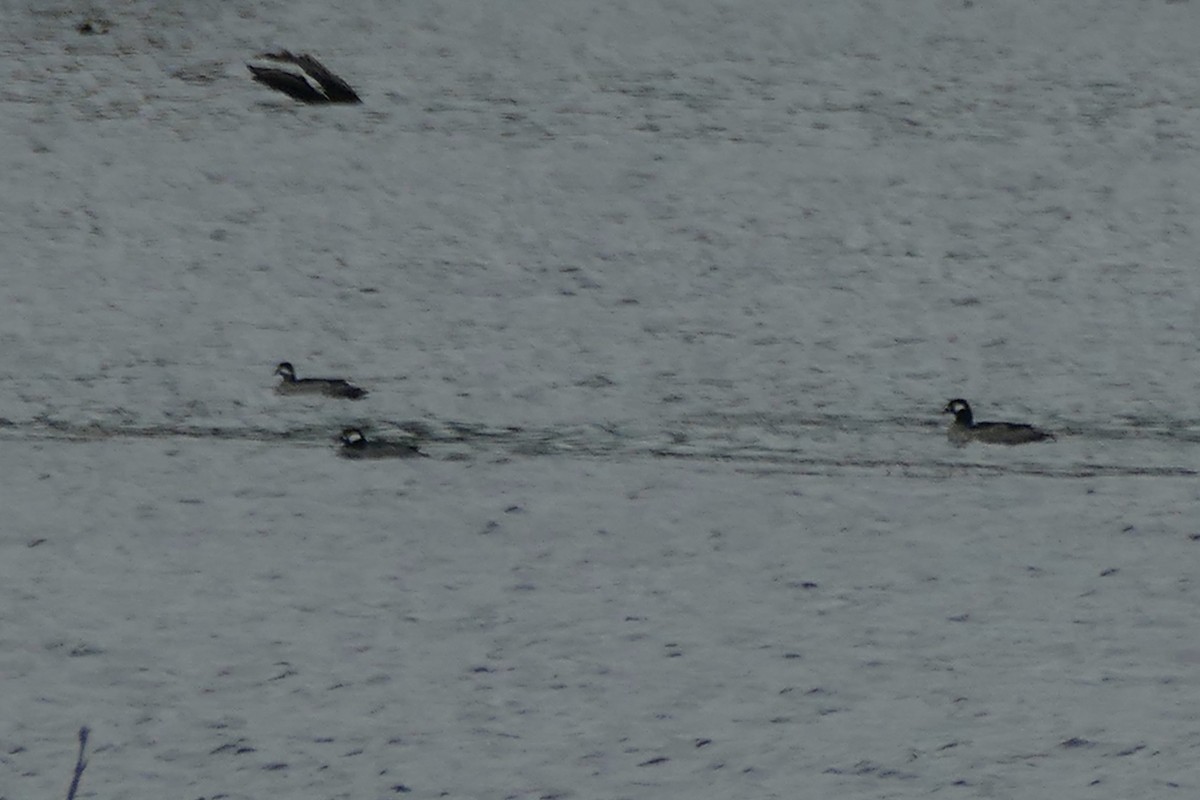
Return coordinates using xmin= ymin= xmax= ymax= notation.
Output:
xmin=66 ymin=726 xmax=89 ymax=800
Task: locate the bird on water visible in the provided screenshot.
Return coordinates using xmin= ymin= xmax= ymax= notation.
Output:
xmin=338 ymin=428 xmax=425 ymax=459
xmin=943 ymin=398 xmax=1055 ymax=445
xmin=248 ymin=51 xmax=362 ymax=104
xmin=274 ymin=362 xmax=367 ymax=399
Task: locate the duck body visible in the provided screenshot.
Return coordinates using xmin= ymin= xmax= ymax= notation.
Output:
xmin=338 ymin=428 xmax=425 ymax=460
xmin=274 ymin=362 xmax=367 ymax=399
xmin=247 ymin=51 xmax=362 ymax=104
xmin=944 ymin=398 xmax=1054 ymax=446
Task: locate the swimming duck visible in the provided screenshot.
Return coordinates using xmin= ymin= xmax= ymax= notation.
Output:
xmin=338 ymin=428 xmax=425 ymax=459
xmin=943 ymin=398 xmax=1055 ymax=445
xmin=247 ymin=51 xmax=362 ymax=104
xmin=274 ymin=362 xmax=367 ymax=399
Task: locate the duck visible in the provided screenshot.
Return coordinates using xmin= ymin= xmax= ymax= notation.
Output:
xmin=247 ymin=51 xmax=361 ymax=104
xmin=943 ymin=398 xmax=1055 ymax=445
xmin=338 ymin=428 xmax=425 ymax=459
xmin=274 ymin=362 xmax=367 ymax=399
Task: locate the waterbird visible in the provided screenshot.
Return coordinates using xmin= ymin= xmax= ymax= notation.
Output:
xmin=248 ymin=51 xmax=361 ymax=104
xmin=338 ymin=428 xmax=425 ymax=459
xmin=943 ymin=398 xmax=1055 ymax=445
xmin=274 ymin=362 xmax=367 ymax=399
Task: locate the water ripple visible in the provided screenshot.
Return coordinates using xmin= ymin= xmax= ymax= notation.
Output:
xmin=3 ymin=414 xmax=1195 ymax=479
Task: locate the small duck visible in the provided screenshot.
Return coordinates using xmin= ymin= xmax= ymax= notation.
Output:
xmin=338 ymin=428 xmax=425 ymax=459
xmin=247 ymin=51 xmax=362 ymax=104
xmin=274 ymin=362 xmax=367 ymax=399
xmin=943 ymin=398 xmax=1055 ymax=445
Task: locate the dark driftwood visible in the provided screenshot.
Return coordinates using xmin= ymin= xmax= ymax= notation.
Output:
xmin=248 ymin=51 xmax=361 ymax=104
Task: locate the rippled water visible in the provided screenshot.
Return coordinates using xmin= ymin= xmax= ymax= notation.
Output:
xmin=4 ymin=2 xmax=1200 ymax=797
xmin=6 ymin=408 xmax=1197 ymax=478
xmin=5 ymin=3 xmax=1200 ymax=445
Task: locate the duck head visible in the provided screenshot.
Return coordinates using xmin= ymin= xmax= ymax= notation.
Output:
xmin=340 ymin=428 xmax=367 ymax=448
xmin=943 ymin=398 xmax=973 ymax=425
